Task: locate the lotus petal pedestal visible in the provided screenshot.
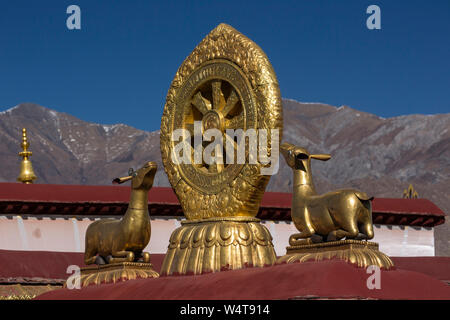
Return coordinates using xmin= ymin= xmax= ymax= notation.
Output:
xmin=276 ymin=240 xmax=394 ymax=269
xmin=160 ymin=217 xmax=277 ymax=276
xmin=73 ymin=262 xmax=159 ymax=287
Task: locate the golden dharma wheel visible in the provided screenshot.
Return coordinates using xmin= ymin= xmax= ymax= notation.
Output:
xmin=160 ymin=24 xmax=283 ymax=220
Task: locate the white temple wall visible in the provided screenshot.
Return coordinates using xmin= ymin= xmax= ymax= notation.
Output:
xmin=0 ymin=216 xmax=435 ymax=257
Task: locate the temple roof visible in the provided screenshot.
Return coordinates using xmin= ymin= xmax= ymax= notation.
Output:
xmin=1 ymin=249 xmax=449 ymax=300
xmin=0 ymin=182 xmax=445 ymax=227
xmin=31 ymin=254 xmax=450 ymax=300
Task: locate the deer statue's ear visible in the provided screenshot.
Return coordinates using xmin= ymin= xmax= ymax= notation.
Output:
xmin=280 ymin=142 xmax=293 ymax=152
xmin=310 ymin=154 xmax=331 ymax=161
xmin=112 ymin=176 xmax=133 ymax=184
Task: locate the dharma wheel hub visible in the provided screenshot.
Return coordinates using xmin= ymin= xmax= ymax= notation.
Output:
xmin=202 ymin=110 xmax=223 ymax=132
xmin=160 ymin=23 xmax=283 ymax=275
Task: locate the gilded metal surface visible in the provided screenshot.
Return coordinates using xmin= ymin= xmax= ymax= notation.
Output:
xmin=84 ymin=162 xmax=157 ymax=265
xmin=0 ymin=284 xmax=59 ymax=299
xmin=277 ymin=240 xmax=394 ymax=269
xmin=73 ymin=262 xmax=159 ymax=287
xmin=159 ymin=24 xmax=281 ymax=275
xmin=278 ymin=142 xmax=393 ymax=269
xmin=160 ymin=23 xmax=283 ymax=220
xmin=0 ymin=294 xmax=36 ymax=300
xmin=160 ymin=217 xmax=276 ymax=276
xmin=403 ymin=184 xmax=419 ymax=199
xmin=280 ymin=142 xmax=375 ymax=245
xmin=17 ymin=128 xmax=37 ymax=184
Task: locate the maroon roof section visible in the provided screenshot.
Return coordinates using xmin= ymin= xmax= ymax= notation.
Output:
xmin=0 ymin=250 xmax=164 ymax=283
xmin=0 ymin=182 xmax=445 ymax=227
xmin=391 ymin=257 xmax=450 ymax=282
xmin=0 ymin=249 xmax=86 ymax=284
xmin=35 ymin=258 xmax=450 ymax=300
xmin=2 ymin=248 xmax=448 ymax=300
xmin=0 ymin=182 xmax=177 ymax=203
xmin=1 ymin=249 xmax=449 ymax=286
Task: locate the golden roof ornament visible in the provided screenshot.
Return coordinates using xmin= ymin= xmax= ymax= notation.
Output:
xmin=17 ymin=128 xmax=37 ymax=184
xmin=276 ymin=143 xmax=394 ymax=269
xmin=403 ymin=184 xmax=419 ymax=199
xmin=77 ymin=162 xmax=159 ymax=287
xmin=159 ymin=23 xmax=283 ymax=275
xmin=160 ymin=23 xmax=283 ymax=220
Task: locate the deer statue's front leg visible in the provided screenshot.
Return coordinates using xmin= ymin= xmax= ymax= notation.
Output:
xmin=289 ymin=232 xmax=324 ymax=246
xmin=107 ymin=251 xmax=135 ymax=264
xmin=289 ymin=234 xmax=312 ymax=246
xmin=95 ymin=256 xmax=107 ymax=265
xmin=140 ymin=252 xmax=151 ymax=263
xmin=130 ymin=251 xmax=151 ymax=263
xmin=326 ymin=228 xmax=359 ymax=241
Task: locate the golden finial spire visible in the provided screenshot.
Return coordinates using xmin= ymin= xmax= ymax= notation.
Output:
xmin=403 ymin=184 xmax=418 ymax=199
xmin=17 ymin=128 xmax=37 ymax=184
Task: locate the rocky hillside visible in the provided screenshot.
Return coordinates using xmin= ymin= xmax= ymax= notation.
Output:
xmin=0 ymin=100 xmax=448 ymax=255
xmin=0 ymin=103 xmax=164 ymax=187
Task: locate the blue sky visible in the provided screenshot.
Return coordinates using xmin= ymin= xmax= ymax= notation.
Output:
xmin=0 ymin=0 xmax=449 ymax=131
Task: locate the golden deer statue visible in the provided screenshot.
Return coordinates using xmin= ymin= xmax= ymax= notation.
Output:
xmin=280 ymin=142 xmax=374 ymax=245
xmin=84 ymin=162 xmax=157 ymax=265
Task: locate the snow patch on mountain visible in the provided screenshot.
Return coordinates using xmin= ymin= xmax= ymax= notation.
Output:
xmin=0 ymin=105 xmax=20 ymax=115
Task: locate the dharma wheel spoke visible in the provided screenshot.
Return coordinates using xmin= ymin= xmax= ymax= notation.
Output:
xmin=189 ymin=146 xmax=204 ymax=169
xmin=192 ymin=92 xmax=211 ymax=115
xmin=221 ymin=90 xmax=239 ymax=117
xmin=224 ymin=133 xmax=238 ymax=152
xmin=224 ymin=133 xmax=238 ymax=164
xmin=184 ymin=123 xmax=194 ymax=136
xmin=211 ymin=80 xmax=225 ymax=110
xmin=215 ymin=150 xmax=224 ymax=172
xmin=182 ymin=123 xmax=203 ymax=168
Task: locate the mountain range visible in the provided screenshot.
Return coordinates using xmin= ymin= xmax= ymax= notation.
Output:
xmin=0 ymin=100 xmax=448 ymax=255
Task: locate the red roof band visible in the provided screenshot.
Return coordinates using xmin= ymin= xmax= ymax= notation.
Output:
xmin=1 ymin=249 xmax=449 ymax=300
xmin=0 ymin=182 xmax=445 ymax=227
